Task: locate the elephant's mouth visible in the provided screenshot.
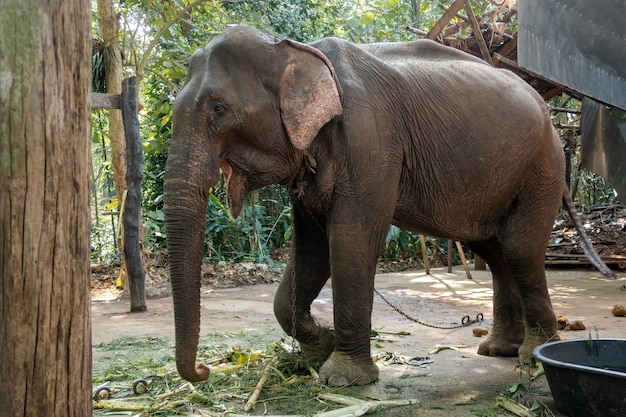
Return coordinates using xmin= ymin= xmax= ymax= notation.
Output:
xmin=220 ymin=159 xmax=248 ymax=218
xmin=220 ymin=159 xmax=234 ymax=188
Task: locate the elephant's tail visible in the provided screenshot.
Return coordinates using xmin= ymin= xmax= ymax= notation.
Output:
xmin=562 ymin=189 xmax=616 ymax=278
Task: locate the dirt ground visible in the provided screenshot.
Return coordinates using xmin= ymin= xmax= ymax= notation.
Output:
xmin=92 ymin=264 xmax=626 ymax=416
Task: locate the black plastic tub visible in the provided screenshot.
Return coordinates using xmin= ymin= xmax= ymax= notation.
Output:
xmin=533 ymin=339 xmax=626 ymax=417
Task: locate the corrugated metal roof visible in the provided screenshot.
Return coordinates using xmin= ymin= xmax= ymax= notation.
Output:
xmin=518 ymin=0 xmax=626 ymax=110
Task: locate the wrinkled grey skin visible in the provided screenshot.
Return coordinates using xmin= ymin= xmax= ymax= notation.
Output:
xmin=164 ymin=25 xmax=573 ymax=386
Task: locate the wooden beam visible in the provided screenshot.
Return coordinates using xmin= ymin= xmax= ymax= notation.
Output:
xmin=427 ymin=0 xmax=466 ymax=40
xmin=492 ymin=53 xmax=577 ymax=100
xmin=464 ymin=0 xmax=493 ymax=64
xmin=542 ymin=86 xmax=566 ymax=100
xmin=493 ymin=53 xmax=562 ymax=85
xmin=496 ymin=34 xmax=517 ymax=58
xmin=91 ymin=92 xmax=121 ymax=109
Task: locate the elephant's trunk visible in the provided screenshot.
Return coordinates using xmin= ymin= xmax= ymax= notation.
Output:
xmin=164 ymin=139 xmax=217 ymax=383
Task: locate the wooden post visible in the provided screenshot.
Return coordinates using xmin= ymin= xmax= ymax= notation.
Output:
xmin=420 ymin=235 xmax=430 ymax=274
xmin=447 ymin=240 xmax=453 ymax=273
xmin=121 ymin=76 xmax=147 ymax=312
xmin=455 ymin=241 xmax=473 ymax=279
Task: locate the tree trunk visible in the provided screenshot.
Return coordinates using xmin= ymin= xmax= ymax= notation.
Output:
xmin=97 ymin=0 xmax=128 ymax=292
xmin=97 ymin=0 xmax=127 ymax=211
xmin=0 ymin=1 xmax=92 ymax=416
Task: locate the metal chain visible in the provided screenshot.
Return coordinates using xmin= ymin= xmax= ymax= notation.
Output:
xmin=290 ymin=263 xmax=298 ymax=354
xmin=289 ymin=161 xmax=322 ymax=355
xmin=374 ymin=288 xmax=484 ymax=330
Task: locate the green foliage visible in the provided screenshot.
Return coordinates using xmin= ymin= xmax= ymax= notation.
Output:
xmin=351 ymin=0 xmax=418 ymax=42
xmin=383 ymin=226 xmax=422 ymax=259
xmin=91 ymin=38 xmax=108 ymax=93
xmin=383 ymin=226 xmax=454 ymax=265
xmin=502 ymin=372 xmax=555 ymax=417
xmin=91 ymin=108 xmax=121 ymax=264
xmin=204 ymin=186 xmax=292 ymax=263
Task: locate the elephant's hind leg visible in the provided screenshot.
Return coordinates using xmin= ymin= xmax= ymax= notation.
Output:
xmin=497 ymin=194 xmax=561 ymax=362
xmin=468 ymin=240 xmax=525 ymax=357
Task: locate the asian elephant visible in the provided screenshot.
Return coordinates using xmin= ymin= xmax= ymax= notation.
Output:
xmin=163 ymin=25 xmax=613 ymax=386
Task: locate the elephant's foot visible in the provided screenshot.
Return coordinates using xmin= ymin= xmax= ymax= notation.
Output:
xmin=318 ymin=352 xmax=379 ymax=386
xmin=300 ymin=329 xmax=335 ymax=362
xmin=477 ymin=328 xmax=559 ymax=363
xmin=518 ymin=328 xmax=560 ymax=363
xmin=477 ymin=333 xmax=523 ymax=358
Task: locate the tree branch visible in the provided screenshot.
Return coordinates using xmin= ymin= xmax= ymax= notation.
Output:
xmin=136 ymin=0 xmax=209 ymax=86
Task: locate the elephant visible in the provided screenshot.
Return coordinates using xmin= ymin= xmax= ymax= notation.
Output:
xmin=163 ymin=25 xmax=613 ymax=386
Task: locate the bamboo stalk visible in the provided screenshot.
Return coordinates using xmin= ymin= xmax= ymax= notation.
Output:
xmin=154 ymin=382 xmax=193 ymax=400
xmin=244 ymin=355 xmax=279 ymax=411
xmin=92 ymin=399 xmax=150 ymax=410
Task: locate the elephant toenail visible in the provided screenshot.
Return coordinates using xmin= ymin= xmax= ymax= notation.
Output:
xmin=327 ymin=374 xmax=350 ymax=386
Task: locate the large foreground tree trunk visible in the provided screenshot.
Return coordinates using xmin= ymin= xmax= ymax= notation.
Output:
xmin=0 ymin=1 xmax=92 ymax=416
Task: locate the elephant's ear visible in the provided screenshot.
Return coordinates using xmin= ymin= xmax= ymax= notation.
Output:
xmin=278 ymin=40 xmax=343 ymax=150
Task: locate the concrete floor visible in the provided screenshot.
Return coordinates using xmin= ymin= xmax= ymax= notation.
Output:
xmin=92 ymin=266 xmax=626 ymax=416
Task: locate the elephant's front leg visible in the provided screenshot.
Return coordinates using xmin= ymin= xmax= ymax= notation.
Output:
xmin=317 ymin=223 xmax=385 ymax=386
xmin=273 ymin=212 xmax=335 ymax=362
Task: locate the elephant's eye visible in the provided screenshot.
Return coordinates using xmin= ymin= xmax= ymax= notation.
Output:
xmin=211 ymin=102 xmax=224 ymax=113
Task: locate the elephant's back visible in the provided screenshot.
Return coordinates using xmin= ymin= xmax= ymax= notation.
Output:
xmin=359 ymin=39 xmax=486 ymax=66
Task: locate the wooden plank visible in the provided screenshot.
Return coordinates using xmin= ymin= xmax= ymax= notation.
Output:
xmin=427 ymin=0 xmax=466 ymax=40
xmin=91 ymin=92 xmax=121 ymax=109
xmin=546 ymin=253 xmax=626 ymax=269
xmin=547 ymin=253 xmax=626 ymax=261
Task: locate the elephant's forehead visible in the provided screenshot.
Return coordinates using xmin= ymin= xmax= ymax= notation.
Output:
xmin=203 ymin=27 xmax=274 ymax=63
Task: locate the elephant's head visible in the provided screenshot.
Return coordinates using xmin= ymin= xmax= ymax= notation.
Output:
xmin=163 ymin=25 xmax=342 ymax=382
